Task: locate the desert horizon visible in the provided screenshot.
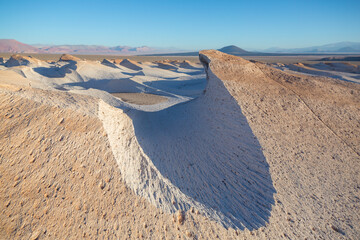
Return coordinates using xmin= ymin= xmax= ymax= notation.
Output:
xmin=1 ymin=38 xmax=360 ymax=55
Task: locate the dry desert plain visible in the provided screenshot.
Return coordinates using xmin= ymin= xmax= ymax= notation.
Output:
xmin=0 ymin=51 xmax=359 ymax=239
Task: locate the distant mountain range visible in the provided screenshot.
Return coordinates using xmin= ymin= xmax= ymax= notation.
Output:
xmin=0 ymin=39 xmax=39 ymax=53
xmin=1 ymin=39 xmax=359 ymax=56
xmin=0 ymin=39 xmax=183 ymax=55
xmin=263 ymin=42 xmax=360 ymax=53
xmin=145 ymin=43 xmax=360 ymax=57
xmin=144 ymin=45 xmax=256 ymax=56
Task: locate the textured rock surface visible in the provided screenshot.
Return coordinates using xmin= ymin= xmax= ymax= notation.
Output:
xmin=4 ymin=54 xmax=38 ymax=67
xmin=0 ymin=50 xmax=359 ymax=239
xmin=59 ymin=54 xmax=81 ymax=62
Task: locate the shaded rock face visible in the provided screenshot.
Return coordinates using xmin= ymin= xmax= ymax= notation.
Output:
xmin=156 ymin=62 xmax=177 ymax=71
xmin=119 ymin=59 xmax=142 ymax=71
xmin=4 ymin=54 xmax=33 ymax=67
xmin=197 ymin=50 xmax=360 ymax=235
xmin=0 ymin=57 xmax=4 ymax=64
xmin=59 ymin=54 xmax=81 ymax=62
xmin=101 ymin=59 xmax=118 ymax=69
xmin=101 ymin=59 xmax=114 ymax=65
xmin=100 ymin=50 xmax=275 ymax=230
xmin=33 ymin=62 xmax=77 ymax=78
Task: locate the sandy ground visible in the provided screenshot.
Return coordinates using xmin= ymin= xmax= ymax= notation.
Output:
xmin=0 ymin=51 xmax=359 ymax=239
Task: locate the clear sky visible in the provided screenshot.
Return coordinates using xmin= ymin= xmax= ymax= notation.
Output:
xmin=0 ymin=0 xmax=359 ymax=50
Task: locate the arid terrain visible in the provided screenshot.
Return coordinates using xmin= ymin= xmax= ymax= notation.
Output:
xmin=0 ymin=53 xmax=201 ymax=64
xmin=1 ymin=52 xmax=360 ymax=65
xmin=0 ymin=51 xmax=359 ymax=239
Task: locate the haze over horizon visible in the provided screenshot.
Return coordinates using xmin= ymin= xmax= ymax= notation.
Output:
xmin=0 ymin=0 xmax=359 ymax=51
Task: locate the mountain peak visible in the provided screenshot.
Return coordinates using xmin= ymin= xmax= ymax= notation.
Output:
xmin=0 ymin=39 xmax=40 ymax=53
xmin=218 ymin=45 xmax=249 ymax=54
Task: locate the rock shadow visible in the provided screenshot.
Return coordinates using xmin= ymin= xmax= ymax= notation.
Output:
xmin=175 ymin=61 xmax=204 ymax=70
xmin=33 ymin=62 xmax=77 ymax=78
xmin=101 ymin=60 xmax=120 ymax=69
xmin=120 ymin=59 xmax=143 ymax=71
xmin=64 ymin=78 xmax=177 ymax=99
xmin=129 ymin=70 xmax=276 ymax=230
xmin=122 ymin=71 xmax=146 ymax=77
xmin=156 ymin=62 xmax=178 ymax=71
xmin=143 ymin=78 xmax=206 ymax=97
xmin=64 ymin=78 xmax=148 ymax=93
xmin=176 ymin=70 xmax=205 ymax=76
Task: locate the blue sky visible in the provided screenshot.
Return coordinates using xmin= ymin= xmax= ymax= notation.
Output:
xmin=0 ymin=0 xmax=359 ymax=50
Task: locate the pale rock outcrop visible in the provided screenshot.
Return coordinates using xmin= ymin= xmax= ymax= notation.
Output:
xmin=101 ymin=59 xmax=118 ymax=68
xmin=119 ymin=59 xmax=142 ymax=71
xmin=59 ymin=54 xmax=81 ymax=62
xmin=1 ymin=50 xmax=359 ymax=239
xmin=4 ymin=54 xmax=38 ymax=67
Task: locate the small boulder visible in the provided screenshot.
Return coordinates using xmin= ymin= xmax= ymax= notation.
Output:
xmin=5 ymin=54 xmax=35 ymax=67
xmin=176 ymin=210 xmax=185 ymax=225
xmin=120 ymin=59 xmax=142 ymax=71
xmin=59 ymin=54 xmax=81 ymax=62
